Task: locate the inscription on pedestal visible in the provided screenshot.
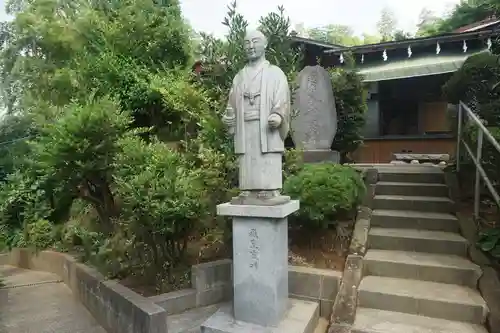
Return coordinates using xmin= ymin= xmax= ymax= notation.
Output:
xmin=249 ymin=228 xmax=260 ymax=269
xmin=233 ymin=217 xmax=289 ymax=326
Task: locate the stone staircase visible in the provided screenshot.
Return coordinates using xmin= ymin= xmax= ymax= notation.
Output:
xmin=352 ymin=167 xmax=489 ymax=333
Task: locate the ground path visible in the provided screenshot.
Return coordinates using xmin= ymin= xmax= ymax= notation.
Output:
xmin=0 ymin=265 xmax=106 ymax=333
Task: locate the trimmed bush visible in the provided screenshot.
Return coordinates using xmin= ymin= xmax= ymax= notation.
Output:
xmin=283 ymin=163 xmax=365 ymax=229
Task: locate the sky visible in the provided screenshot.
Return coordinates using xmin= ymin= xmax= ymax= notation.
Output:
xmin=180 ymin=0 xmax=462 ymax=38
xmin=0 ymin=0 xmax=461 ymax=37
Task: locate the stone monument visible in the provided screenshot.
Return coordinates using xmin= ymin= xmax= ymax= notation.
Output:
xmin=201 ymin=30 xmax=319 ymax=333
xmin=291 ymin=65 xmax=339 ymax=163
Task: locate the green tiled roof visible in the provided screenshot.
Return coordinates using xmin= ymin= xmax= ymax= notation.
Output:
xmin=359 ymin=50 xmax=487 ymax=82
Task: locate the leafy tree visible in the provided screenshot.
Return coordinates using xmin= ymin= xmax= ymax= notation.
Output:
xmin=307 ymin=24 xmax=363 ymax=46
xmin=362 ymin=33 xmax=381 ymax=45
xmin=330 ymin=55 xmax=367 ymax=162
xmin=27 ymin=96 xmax=131 ymax=230
xmin=1 ymin=0 xmax=194 ymax=133
xmin=377 ymin=7 xmax=397 ymax=42
xmin=416 ymin=8 xmax=443 ymax=37
xmin=393 ymin=30 xmax=413 ymax=41
xmin=113 ymin=137 xmax=208 ymax=287
xmin=0 ymin=113 xmax=33 ymax=180
xmin=418 ymin=0 xmax=499 ymax=36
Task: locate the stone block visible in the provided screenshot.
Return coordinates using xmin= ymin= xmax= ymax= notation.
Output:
xmin=191 ymin=259 xmax=232 ymax=292
xmin=363 ymin=168 xmax=378 ymax=185
xmin=320 ymin=299 xmax=334 ymax=318
xmin=357 ymin=206 xmax=372 ymax=221
xmin=288 ymin=266 xmax=341 ymax=302
xmin=201 ymin=299 xmax=319 ymax=333
xmin=232 ymin=216 xmax=289 ymax=326
xmin=320 ymin=271 xmax=342 ymax=301
xmin=101 ymin=280 xmax=167 ymax=333
xmin=349 ymin=216 xmax=370 ymax=256
xmin=289 ymin=266 xmax=322 ymax=299
xmin=478 ymin=267 xmax=500 ymax=333
xmin=217 ymin=200 xmax=299 ymax=218
xmin=329 ymin=255 xmax=363 ymax=326
xmin=301 ymin=150 xmax=340 ymax=163
xmin=196 ymin=285 xmax=232 ymax=307
xmin=361 ymin=185 xmax=375 ymax=207
xmin=149 ymin=288 xmax=197 ymax=315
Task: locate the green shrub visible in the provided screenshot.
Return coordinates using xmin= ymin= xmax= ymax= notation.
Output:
xmin=60 ymin=218 xmax=104 ymax=258
xmin=477 ymin=227 xmax=500 ymax=259
xmin=113 ymin=137 xmax=208 ymax=287
xmin=330 ymin=57 xmax=367 ymax=162
xmin=26 ymin=219 xmax=57 ymax=250
xmin=283 ymin=163 xmax=365 ymax=229
xmin=283 ymin=148 xmax=304 ymax=181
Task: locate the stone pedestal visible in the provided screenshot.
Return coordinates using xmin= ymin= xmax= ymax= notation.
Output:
xmin=302 ymin=150 xmax=340 ymax=164
xmin=201 ymin=201 xmax=319 ymax=333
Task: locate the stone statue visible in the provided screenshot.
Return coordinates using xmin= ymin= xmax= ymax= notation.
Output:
xmin=222 ymin=30 xmax=291 ymax=205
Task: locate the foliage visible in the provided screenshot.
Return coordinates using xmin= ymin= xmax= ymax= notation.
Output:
xmin=477 ymin=227 xmax=500 ymax=258
xmin=444 ymin=52 xmax=500 ymax=125
xmin=27 ymin=96 xmax=131 ymax=229
xmin=1 ymin=0 xmax=194 ymax=132
xmin=196 ymin=2 xmax=302 ymax=102
xmin=416 ymin=8 xmax=443 ymax=37
xmin=113 ymin=137 xmax=208 ymax=286
xmin=283 ymin=148 xmax=304 ymax=180
xmin=393 ymin=30 xmax=413 ymax=41
xmin=60 ymin=217 xmax=104 ymax=259
xmin=307 ymin=25 xmax=366 ymax=46
xmin=377 ymin=7 xmax=397 ymax=42
xmin=329 ymin=58 xmax=367 ymax=162
xmin=0 ymin=0 xmax=368 ymax=293
xmin=25 ymin=219 xmax=58 ymax=250
xmin=0 ymin=170 xmax=53 ymax=248
xmin=418 ymin=0 xmax=499 ymax=36
xmin=284 ymin=164 xmax=365 ymax=230
xmin=0 ymin=113 xmax=33 ymax=180
xmin=444 ymin=51 xmax=500 ymax=193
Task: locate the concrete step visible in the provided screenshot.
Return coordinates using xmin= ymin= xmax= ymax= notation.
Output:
xmin=358 ymin=276 xmax=488 ymax=324
xmin=352 ymin=307 xmax=488 ymax=333
xmin=375 ymin=181 xmax=449 ymax=197
xmin=364 ymin=249 xmax=481 ymax=288
xmin=369 ymin=228 xmax=468 ymax=256
xmin=377 ymin=167 xmax=445 ymax=184
xmin=371 ymin=210 xmax=459 ymax=232
xmin=373 ymin=195 xmax=454 ymax=213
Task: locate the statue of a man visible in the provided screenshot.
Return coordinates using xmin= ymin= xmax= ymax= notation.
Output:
xmin=222 ymin=30 xmax=291 ymax=205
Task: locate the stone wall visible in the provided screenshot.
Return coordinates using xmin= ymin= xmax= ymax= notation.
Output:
xmin=328 ymin=167 xmax=377 ymax=333
xmin=149 ymin=259 xmax=342 ymax=319
xmin=0 ymin=249 xmax=167 ymax=333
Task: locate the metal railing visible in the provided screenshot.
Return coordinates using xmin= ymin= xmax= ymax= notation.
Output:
xmin=456 ymin=101 xmax=500 ymax=219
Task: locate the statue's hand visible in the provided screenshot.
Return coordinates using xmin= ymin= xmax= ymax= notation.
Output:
xmin=267 ymin=114 xmax=282 ymax=129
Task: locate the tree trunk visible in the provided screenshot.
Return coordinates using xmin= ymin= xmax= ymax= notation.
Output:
xmin=78 ymin=177 xmax=116 ymax=232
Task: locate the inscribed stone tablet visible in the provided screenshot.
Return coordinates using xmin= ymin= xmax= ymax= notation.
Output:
xmin=291 ymin=65 xmax=337 ymax=150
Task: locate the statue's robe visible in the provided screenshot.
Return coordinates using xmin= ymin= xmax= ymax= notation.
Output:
xmin=227 ymin=60 xmax=290 ymax=191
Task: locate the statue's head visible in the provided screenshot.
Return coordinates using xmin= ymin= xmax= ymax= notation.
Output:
xmin=244 ymin=30 xmax=267 ymax=62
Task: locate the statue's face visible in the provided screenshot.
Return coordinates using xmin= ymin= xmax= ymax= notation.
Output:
xmin=244 ymin=32 xmax=267 ymax=61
